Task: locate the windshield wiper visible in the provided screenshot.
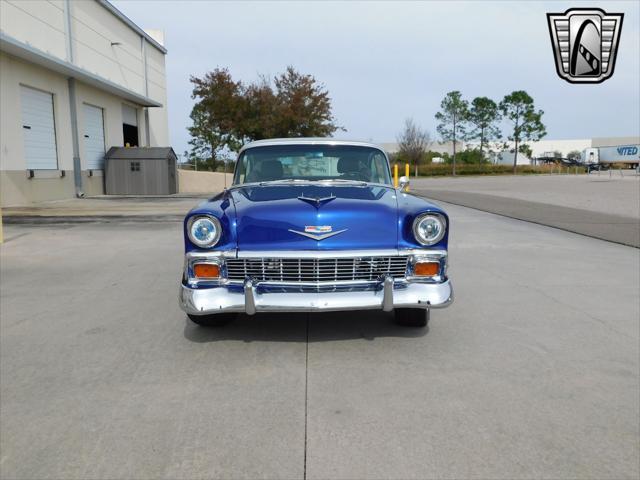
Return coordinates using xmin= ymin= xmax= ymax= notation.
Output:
xmin=317 ymin=179 xmax=368 ymax=186
xmin=258 ymin=179 xmax=313 ymax=186
xmin=257 ymin=178 xmax=369 ymax=186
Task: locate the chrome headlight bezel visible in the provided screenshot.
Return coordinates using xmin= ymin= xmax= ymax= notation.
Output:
xmin=187 ymin=215 xmax=222 ymax=248
xmin=412 ymin=213 xmax=447 ymax=246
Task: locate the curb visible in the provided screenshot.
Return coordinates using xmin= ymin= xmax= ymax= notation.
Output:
xmin=3 ymin=215 xmax=184 ymax=225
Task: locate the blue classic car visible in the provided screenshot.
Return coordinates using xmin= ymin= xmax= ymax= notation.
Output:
xmin=179 ymin=139 xmax=453 ymax=327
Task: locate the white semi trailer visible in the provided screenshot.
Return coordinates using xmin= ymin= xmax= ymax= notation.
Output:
xmin=582 ymin=144 xmax=639 ymax=171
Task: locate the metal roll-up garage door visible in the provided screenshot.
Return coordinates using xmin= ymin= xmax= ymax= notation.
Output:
xmin=20 ymin=85 xmax=58 ymax=170
xmin=83 ymin=104 xmax=106 ymax=170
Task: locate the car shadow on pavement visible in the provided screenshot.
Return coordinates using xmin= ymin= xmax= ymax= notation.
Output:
xmin=183 ymin=310 xmax=428 ymax=343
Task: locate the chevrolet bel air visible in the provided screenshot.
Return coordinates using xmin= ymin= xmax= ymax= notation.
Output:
xmin=179 ymin=139 xmax=453 ymax=327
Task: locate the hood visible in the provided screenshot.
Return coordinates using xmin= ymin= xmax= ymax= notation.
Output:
xmin=230 ymin=185 xmax=399 ymax=251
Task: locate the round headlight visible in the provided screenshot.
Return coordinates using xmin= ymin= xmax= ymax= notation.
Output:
xmin=412 ymin=213 xmax=446 ymax=246
xmin=187 ymin=215 xmax=222 ymax=248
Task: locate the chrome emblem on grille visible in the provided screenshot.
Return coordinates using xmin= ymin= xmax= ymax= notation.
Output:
xmin=305 ymin=225 xmax=332 ymax=233
xmin=289 ymin=226 xmax=347 ymax=241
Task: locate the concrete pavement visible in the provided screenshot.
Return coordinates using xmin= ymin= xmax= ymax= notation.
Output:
xmin=413 ymin=190 xmax=640 ymax=248
xmin=411 ymin=174 xmax=640 ymax=248
xmin=412 ymin=173 xmax=640 ymax=218
xmin=1 ymin=203 xmax=638 ymax=479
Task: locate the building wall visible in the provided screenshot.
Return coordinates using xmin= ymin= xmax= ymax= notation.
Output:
xmin=0 ymin=0 xmax=169 ymax=206
xmin=70 ymin=0 xmax=146 ymax=94
xmin=592 ymin=137 xmax=640 ymax=148
xmin=521 ymin=139 xmax=592 ymax=157
xmin=178 ymin=170 xmax=234 ymax=194
xmin=145 ymin=44 xmax=168 ymax=146
xmin=0 ymin=53 xmax=152 ymax=205
xmin=0 ymin=52 xmax=76 ymax=204
xmin=0 ymin=0 xmax=68 ymax=59
xmin=0 ymin=0 xmax=165 ymax=106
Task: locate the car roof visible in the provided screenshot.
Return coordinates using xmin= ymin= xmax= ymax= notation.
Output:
xmin=239 ymin=138 xmax=386 ymax=153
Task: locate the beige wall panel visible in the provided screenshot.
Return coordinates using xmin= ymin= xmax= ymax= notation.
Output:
xmin=0 ymin=54 xmax=74 ymax=172
xmin=0 ymin=0 xmax=67 ymax=59
xmin=70 ymin=0 xmax=145 ymax=93
xmin=83 ymin=173 xmax=105 ymax=196
xmin=146 ymin=85 xmax=168 ymax=146
xmin=1 ymin=171 xmax=75 ymax=206
xmin=178 ymin=171 xmax=233 ymax=194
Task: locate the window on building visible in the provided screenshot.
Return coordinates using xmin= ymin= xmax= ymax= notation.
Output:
xmin=130 ymin=161 xmax=141 ymax=172
xmin=122 ymin=104 xmax=139 ymax=147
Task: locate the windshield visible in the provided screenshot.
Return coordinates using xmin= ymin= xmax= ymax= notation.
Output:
xmin=233 ymin=144 xmax=392 ymax=185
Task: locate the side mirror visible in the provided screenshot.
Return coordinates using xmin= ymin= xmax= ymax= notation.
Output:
xmin=398 ymin=176 xmax=410 ymax=191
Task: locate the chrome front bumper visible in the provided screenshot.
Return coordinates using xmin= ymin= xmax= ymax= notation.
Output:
xmin=179 ymin=277 xmax=453 ymax=316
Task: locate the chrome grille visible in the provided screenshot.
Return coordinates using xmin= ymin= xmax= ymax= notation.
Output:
xmin=226 ymin=256 xmax=409 ymax=283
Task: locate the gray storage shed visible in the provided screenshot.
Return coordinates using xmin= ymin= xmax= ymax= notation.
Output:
xmin=105 ymin=147 xmax=178 ymax=195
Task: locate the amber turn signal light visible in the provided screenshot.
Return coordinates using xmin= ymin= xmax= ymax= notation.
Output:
xmin=414 ymin=262 xmax=439 ymax=276
xmin=193 ymin=263 xmax=220 ymax=278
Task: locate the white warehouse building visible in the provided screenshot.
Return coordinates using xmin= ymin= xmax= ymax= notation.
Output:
xmin=382 ymin=137 xmax=639 ymax=165
xmin=0 ymin=0 xmax=169 ymax=206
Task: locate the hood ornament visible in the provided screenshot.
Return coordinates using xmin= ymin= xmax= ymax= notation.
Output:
xmin=289 ymin=225 xmax=347 ymax=241
xmin=298 ymin=193 xmax=336 ymax=208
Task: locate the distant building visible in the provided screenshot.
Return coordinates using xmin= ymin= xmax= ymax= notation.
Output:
xmin=494 ymin=151 xmax=532 ymax=166
xmin=381 ymin=141 xmax=463 ymax=156
xmin=381 ymin=137 xmax=639 ymax=166
xmin=1 ymin=0 xmax=169 ymax=206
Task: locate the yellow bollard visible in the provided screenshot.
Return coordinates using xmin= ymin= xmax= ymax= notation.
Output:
xmin=394 ymin=164 xmax=398 ymax=187
xmin=405 ymin=163 xmax=410 ymax=191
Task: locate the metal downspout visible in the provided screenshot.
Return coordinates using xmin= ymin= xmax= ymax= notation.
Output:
xmin=64 ymin=0 xmax=83 ymax=196
xmin=142 ymin=36 xmax=151 ymax=146
xmin=68 ymin=78 xmax=84 ymax=197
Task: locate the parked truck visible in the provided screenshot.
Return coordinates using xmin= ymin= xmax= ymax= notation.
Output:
xmin=582 ymin=144 xmax=640 ymax=172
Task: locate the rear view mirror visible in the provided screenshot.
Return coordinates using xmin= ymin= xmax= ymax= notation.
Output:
xmin=398 ymin=176 xmax=410 ymax=191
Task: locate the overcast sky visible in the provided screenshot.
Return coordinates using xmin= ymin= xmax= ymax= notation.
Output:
xmin=112 ymin=0 xmax=639 ymax=155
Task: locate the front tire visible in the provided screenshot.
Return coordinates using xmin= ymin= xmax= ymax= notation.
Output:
xmin=187 ymin=313 xmax=236 ymax=327
xmin=394 ymin=308 xmax=429 ymax=327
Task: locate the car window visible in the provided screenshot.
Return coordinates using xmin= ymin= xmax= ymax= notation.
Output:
xmin=234 ymin=145 xmax=392 ymax=185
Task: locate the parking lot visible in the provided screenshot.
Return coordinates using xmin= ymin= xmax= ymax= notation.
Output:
xmin=1 ymin=199 xmax=638 ymax=479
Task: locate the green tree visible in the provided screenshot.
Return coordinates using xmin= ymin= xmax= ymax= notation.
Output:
xmin=499 ymin=91 xmax=546 ymax=173
xmin=189 ymin=68 xmax=244 ymax=159
xmin=435 ymin=91 xmax=468 ymax=176
xmin=189 ymin=67 xmax=342 ymax=158
xmin=465 ymin=97 xmax=501 ymax=160
xmin=520 ymin=144 xmax=533 ymax=160
xmin=271 ymin=67 xmax=341 ymax=138
xmin=456 ymin=149 xmax=485 ymax=164
xmin=239 ymin=77 xmax=278 ymax=142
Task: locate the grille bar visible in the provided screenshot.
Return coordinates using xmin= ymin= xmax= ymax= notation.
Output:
xmin=226 ymin=256 xmax=409 ymax=283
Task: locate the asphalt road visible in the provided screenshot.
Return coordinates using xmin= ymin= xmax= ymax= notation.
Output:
xmin=1 ymin=204 xmax=638 ymax=479
xmin=412 ymin=174 xmax=640 ymax=248
xmin=412 ymin=173 xmax=640 ymax=218
xmin=414 ymin=190 xmax=640 ymax=248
